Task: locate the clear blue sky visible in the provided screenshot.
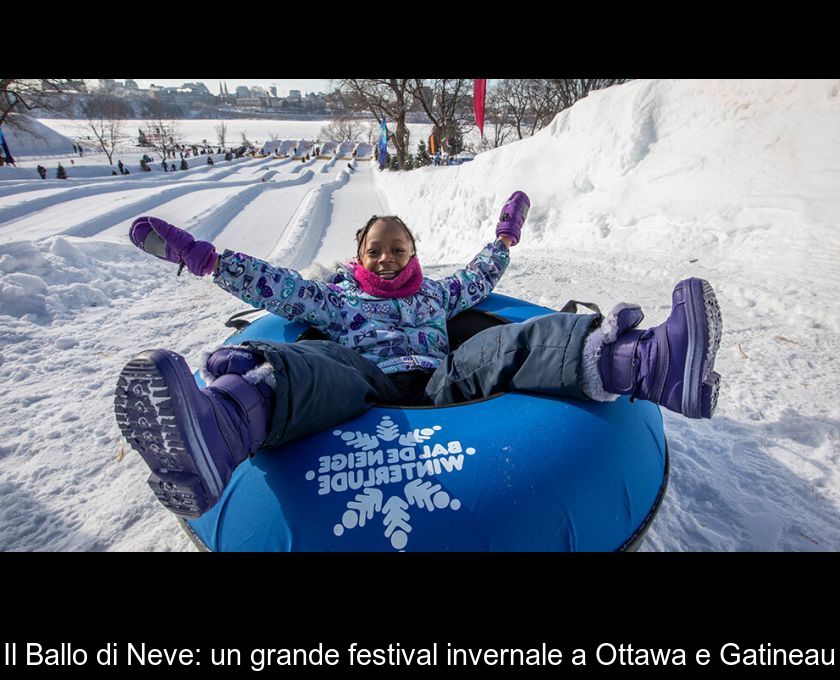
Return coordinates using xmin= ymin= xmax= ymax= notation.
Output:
xmin=125 ymin=80 xmax=333 ymax=97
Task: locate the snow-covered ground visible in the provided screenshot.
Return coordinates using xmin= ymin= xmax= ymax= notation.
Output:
xmin=1 ymin=78 xmax=838 ymax=551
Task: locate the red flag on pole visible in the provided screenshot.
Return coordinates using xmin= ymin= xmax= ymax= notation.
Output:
xmin=473 ymin=79 xmax=487 ymax=138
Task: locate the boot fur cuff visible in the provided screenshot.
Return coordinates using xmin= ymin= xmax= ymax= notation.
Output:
xmin=242 ymin=362 xmax=277 ymax=390
xmin=198 ymin=347 xmax=217 ymax=386
xmin=580 ymin=303 xmax=640 ymax=402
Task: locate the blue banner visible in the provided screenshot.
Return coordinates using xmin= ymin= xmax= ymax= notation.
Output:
xmin=378 ymin=119 xmax=387 ymax=169
xmin=0 ymin=127 xmax=14 ymax=164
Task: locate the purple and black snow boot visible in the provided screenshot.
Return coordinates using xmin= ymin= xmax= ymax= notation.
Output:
xmin=114 ymin=349 xmax=273 ymax=518
xmin=598 ymin=278 xmax=722 ymax=419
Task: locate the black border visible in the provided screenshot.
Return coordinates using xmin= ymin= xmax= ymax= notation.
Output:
xmin=8 ymin=13 xmax=834 ymax=79
xmin=1 ymin=553 xmax=838 ymax=676
xmin=4 ymin=21 xmax=837 ymax=675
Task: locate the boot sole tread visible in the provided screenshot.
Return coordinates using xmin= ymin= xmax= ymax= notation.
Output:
xmin=114 ymin=352 xmax=212 ymax=518
xmin=697 ymin=279 xmax=722 ymax=418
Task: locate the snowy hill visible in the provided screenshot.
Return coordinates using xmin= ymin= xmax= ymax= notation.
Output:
xmin=1 ymin=79 xmax=839 ymax=551
xmin=2 ymin=114 xmax=77 ymax=158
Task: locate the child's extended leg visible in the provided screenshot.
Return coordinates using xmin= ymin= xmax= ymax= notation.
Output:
xmin=425 ymin=278 xmax=722 ymax=419
xmin=115 ymin=347 xmax=274 ymax=518
xmin=115 ymin=341 xmax=400 ymax=518
xmin=585 ymin=277 xmax=722 ymax=419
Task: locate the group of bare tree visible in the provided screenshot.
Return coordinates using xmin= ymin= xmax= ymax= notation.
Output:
xmin=335 ymin=79 xmax=415 ymax=169
xmin=490 ymin=79 xmax=631 ymax=143
xmin=333 ymin=78 xmax=631 ymax=169
xmin=319 ymin=117 xmax=366 ymax=144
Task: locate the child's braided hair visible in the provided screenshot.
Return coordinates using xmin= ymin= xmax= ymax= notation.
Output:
xmin=355 ymin=215 xmax=417 ymax=259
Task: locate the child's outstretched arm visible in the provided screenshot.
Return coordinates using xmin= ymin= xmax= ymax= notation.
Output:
xmin=440 ymin=240 xmax=510 ymax=318
xmin=440 ymin=191 xmax=530 ymax=318
xmin=213 ymin=249 xmax=339 ymax=330
xmin=129 ymin=216 xmax=339 ymax=331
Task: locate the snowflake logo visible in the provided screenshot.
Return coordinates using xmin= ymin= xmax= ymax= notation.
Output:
xmin=303 ymin=416 xmax=476 ymax=551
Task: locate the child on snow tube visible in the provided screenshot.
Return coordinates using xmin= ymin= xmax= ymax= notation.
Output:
xmin=116 ymin=192 xmax=723 ymax=519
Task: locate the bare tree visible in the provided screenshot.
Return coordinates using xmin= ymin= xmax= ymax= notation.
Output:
xmin=141 ymin=120 xmax=180 ymax=161
xmin=496 ymin=79 xmax=533 ymax=141
xmin=484 ymin=84 xmax=515 ymax=148
xmin=214 ymin=121 xmax=228 ymax=148
xmin=411 ymin=79 xmax=474 ymax=153
xmin=525 ymin=80 xmax=565 ymax=135
xmin=78 ymin=95 xmax=131 ymax=165
xmin=335 ymin=79 xmax=413 ymax=169
xmin=1 ymin=79 xmax=74 ymax=131
xmin=547 ymin=79 xmax=631 ymax=111
xmin=493 ymin=79 xmax=632 ymax=141
xmin=319 ymin=117 xmax=365 ymax=143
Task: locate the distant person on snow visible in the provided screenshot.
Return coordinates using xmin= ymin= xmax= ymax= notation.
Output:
xmin=119 ymin=195 xmax=723 ymax=519
xmin=56 ymin=163 xmax=67 ymax=179
xmin=37 ymin=165 xmax=47 ymax=179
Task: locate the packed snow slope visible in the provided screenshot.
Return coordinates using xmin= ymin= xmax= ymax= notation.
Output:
xmin=1 ymin=79 xmax=838 ymax=551
xmin=1 ymin=114 xmax=77 ymax=161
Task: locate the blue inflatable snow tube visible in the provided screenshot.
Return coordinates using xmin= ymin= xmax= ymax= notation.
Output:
xmin=182 ymin=293 xmax=668 ymax=552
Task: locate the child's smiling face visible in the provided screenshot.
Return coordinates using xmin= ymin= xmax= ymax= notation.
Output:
xmin=358 ymin=219 xmax=415 ymax=279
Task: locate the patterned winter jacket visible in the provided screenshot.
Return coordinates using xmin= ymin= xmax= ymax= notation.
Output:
xmin=213 ymin=240 xmax=510 ymax=374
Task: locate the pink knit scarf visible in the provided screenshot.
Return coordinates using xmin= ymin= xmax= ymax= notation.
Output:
xmin=349 ymin=257 xmax=424 ymax=298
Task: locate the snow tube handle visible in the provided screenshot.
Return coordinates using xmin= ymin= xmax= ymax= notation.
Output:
xmin=559 ymin=299 xmax=602 ymax=315
xmin=225 ymin=308 xmax=266 ymax=331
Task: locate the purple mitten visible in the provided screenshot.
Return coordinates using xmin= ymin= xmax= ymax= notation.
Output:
xmin=130 ymin=216 xmax=191 ymax=263
xmin=495 ymin=191 xmax=530 ymax=246
xmin=129 ymin=216 xmax=218 ymax=275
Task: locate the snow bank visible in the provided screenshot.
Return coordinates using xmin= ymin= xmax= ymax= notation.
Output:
xmin=0 ymin=237 xmax=148 ymax=322
xmin=376 ymin=79 xmax=840 ymax=282
xmin=0 ymin=235 xmax=245 ymax=551
xmin=2 ymin=114 xmax=77 ymax=157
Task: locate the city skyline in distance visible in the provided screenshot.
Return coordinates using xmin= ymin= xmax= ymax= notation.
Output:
xmin=117 ymin=79 xmax=334 ymax=97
